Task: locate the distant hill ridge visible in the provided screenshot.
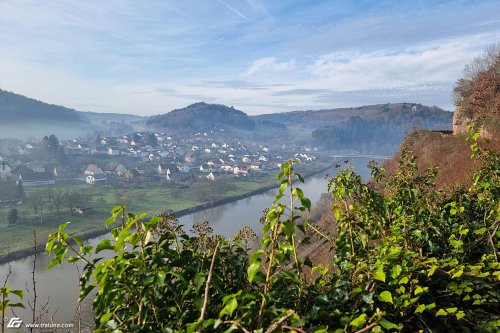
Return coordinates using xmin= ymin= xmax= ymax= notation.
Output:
xmin=147 ymin=102 xmax=256 ymax=131
xmin=0 ymin=89 xmax=82 ymax=123
xmin=252 ymin=103 xmax=452 ymax=129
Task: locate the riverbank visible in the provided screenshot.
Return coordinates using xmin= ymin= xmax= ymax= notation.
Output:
xmin=0 ymin=163 xmax=333 ymax=265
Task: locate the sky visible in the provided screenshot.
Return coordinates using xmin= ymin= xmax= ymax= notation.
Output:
xmin=0 ymin=0 xmax=499 ymax=116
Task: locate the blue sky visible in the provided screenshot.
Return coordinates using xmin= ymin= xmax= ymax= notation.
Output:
xmin=0 ymin=0 xmax=499 ymax=115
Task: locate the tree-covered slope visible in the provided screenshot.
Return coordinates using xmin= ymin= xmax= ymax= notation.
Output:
xmin=252 ymin=103 xmax=453 ymax=130
xmin=147 ymin=102 xmax=256 ymax=131
xmin=0 ymin=89 xmax=82 ymax=123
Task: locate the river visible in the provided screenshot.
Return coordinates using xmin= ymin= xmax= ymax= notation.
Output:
xmin=0 ymin=158 xmax=378 ymax=329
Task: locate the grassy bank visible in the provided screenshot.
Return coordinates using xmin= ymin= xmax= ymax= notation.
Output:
xmin=0 ymin=162 xmax=331 ymax=261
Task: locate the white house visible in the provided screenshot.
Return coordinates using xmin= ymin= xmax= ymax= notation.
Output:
xmin=86 ymin=173 xmax=107 ymax=185
xmin=206 ymin=172 xmax=215 ymax=181
xmin=0 ymin=161 xmax=12 ymax=180
xmin=234 ymin=166 xmax=249 ymax=176
xmin=250 ymin=162 xmax=261 ymax=170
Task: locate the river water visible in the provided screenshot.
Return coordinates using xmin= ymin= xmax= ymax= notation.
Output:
xmin=0 ymin=158 xmax=377 ymax=327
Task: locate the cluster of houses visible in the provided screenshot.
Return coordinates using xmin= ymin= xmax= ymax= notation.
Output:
xmin=0 ymin=130 xmax=318 ymax=187
xmin=0 ymin=157 xmax=55 ymax=187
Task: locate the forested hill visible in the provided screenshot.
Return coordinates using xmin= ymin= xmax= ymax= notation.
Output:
xmin=146 ymin=102 xmax=256 ymax=131
xmin=252 ymin=103 xmax=453 ymax=153
xmin=0 ymin=89 xmax=82 ymax=122
xmin=252 ymin=103 xmax=453 ymax=130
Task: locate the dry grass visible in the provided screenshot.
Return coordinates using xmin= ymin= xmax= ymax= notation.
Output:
xmin=382 ymin=129 xmax=500 ymax=190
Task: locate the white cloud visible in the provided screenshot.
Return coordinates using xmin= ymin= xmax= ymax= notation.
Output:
xmin=305 ymin=36 xmax=496 ymax=91
xmin=243 ymin=57 xmax=296 ymax=77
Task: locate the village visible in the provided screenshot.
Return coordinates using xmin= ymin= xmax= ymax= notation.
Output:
xmin=0 ymin=128 xmax=319 ymax=195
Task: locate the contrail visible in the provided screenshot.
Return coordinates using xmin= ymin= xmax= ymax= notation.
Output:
xmin=217 ymin=0 xmax=250 ymax=21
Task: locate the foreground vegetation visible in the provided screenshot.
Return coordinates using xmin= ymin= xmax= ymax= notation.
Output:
xmin=26 ymin=126 xmax=496 ymax=332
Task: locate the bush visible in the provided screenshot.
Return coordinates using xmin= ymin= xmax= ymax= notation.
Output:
xmin=7 ymin=208 xmax=17 ymax=225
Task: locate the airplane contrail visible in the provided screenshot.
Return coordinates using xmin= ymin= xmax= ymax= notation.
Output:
xmin=217 ymin=0 xmax=250 ymax=21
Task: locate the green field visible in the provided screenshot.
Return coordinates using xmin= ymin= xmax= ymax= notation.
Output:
xmin=0 ymin=162 xmax=330 ymax=259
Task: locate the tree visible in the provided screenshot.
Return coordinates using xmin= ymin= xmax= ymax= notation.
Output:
xmin=143 ymin=132 xmax=158 ymax=147
xmin=7 ymin=209 xmax=17 ymax=225
xmin=34 ymin=134 xmax=66 ymax=162
xmin=453 ymin=43 xmax=500 ymax=104
xmin=48 ymin=187 xmax=64 ymax=220
xmin=30 ymin=190 xmax=46 ymax=223
xmin=41 ymin=135 xmax=59 ymax=157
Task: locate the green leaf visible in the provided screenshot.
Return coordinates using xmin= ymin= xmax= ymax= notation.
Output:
xmin=96 ymin=239 xmax=114 ymax=253
xmin=9 ymin=303 xmax=25 ymax=309
xmin=426 ymin=303 xmax=436 ymax=310
xmin=300 ymin=197 xmax=311 ymax=211
xmin=279 ymin=182 xmax=288 ymax=195
xmin=73 ymin=236 xmax=83 ymax=248
xmin=58 ymin=222 xmax=70 ymax=232
xmin=292 ymin=187 xmax=304 ymax=199
xmin=296 ymin=173 xmax=304 ymax=183
xmin=47 ymin=257 xmax=60 ymax=270
xmin=194 ymin=273 xmax=206 ymax=292
xmin=100 ymin=312 xmax=113 ymax=323
xmin=374 ymin=269 xmax=386 ymax=282
xmin=144 ymin=230 xmax=152 ymax=244
xmin=247 ymin=262 xmax=261 ymax=283
xmin=414 ymin=286 xmax=424 ymax=295
xmin=474 ymin=227 xmax=487 ymax=235
xmin=220 ymin=298 xmax=238 ymax=317
xmin=456 ymin=311 xmax=465 ymax=320
xmin=452 ymin=268 xmax=463 ymax=279
xmin=282 ymin=221 xmax=295 ymax=237
xmin=334 ymin=208 xmax=341 ymax=221
xmin=349 ymin=314 xmax=367 ymax=328
xmin=378 ymin=291 xmax=393 ymax=304
xmin=399 ymin=276 xmax=409 ymax=284
xmin=45 ymin=238 xmax=56 ymax=254
xmin=11 ymin=289 xmax=23 ymax=299
xmin=390 ymin=265 xmax=402 ymax=279
xmin=436 ymin=309 xmax=448 ymax=317
xmin=446 ymin=307 xmax=457 ymax=314
xmin=379 ymin=318 xmax=399 ymax=330
xmin=415 ymin=304 xmax=426 ymax=313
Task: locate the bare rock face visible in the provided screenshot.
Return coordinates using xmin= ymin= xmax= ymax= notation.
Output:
xmin=452 ymin=105 xmax=471 ymax=135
